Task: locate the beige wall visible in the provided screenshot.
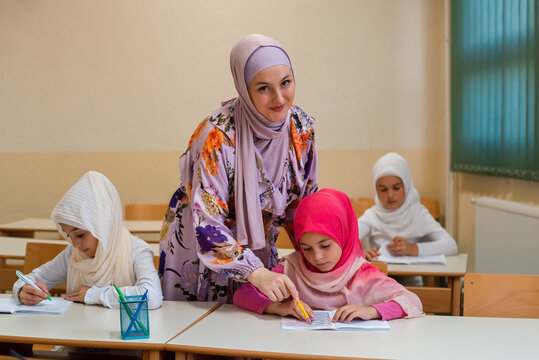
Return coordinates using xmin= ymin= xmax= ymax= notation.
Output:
xmin=0 ymin=148 xmax=441 ymax=225
xmin=0 ymin=1 xmax=447 ymax=233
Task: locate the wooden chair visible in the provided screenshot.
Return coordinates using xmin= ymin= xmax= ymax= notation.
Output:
xmin=350 ymin=197 xmax=376 ymax=217
xmin=23 ymin=242 xmax=68 ymax=295
xmin=0 ymin=268 xmax=19 ymax=293
xmin=463 ymin=273 xmax=539 ymax=318
xmin=154 ymin=255 xmax=160 ymax=271
xmin=351 ymin=197 xmax=440 ymax=221
xmin=370 ymin=261 xmax=388 ymax=275
xmin=420 ymin=197 xmax=440 ymax=222
xmin=275 ymin=230 xmax=294 ymax=249
xmin=125 ymin=203 xmax=168 ymax=221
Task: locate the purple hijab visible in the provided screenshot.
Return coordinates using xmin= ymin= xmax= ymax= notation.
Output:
xmin=229 ymin=34 xmax=294 ymax=250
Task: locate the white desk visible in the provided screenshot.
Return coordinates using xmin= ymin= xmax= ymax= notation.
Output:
xmin=167 ymin=304 xmax=539 ymax=360
xmin=0 ymin=299 xmax=219 ymax=359
xmin=0 ymin=236 xmax=159 ymax=262
xmin=0 ymin=218 xmax=163 ymax=243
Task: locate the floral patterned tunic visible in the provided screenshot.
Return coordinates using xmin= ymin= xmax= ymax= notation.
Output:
xmin=159 ymin=102 xmax=317 ymax=303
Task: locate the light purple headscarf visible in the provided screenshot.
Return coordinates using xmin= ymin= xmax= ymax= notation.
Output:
xmin=229 ymin=34 xmax=294 ymax=250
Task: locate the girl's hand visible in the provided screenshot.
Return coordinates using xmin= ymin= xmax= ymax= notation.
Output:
xmin=265 ymin=299 xmax=314 ymax=322
xmin=386 ymin=236 xmax=418 ymax=256
xmin=19 ymin=282 xmax=50 ymax=305
xmin=247 ymin=267 xmax=300 ymax=302
xmin=332 ymin=304 xmax=381 ymax=323
xmin=64 ymin=286 xmax=90 ymax=303
xmin=365 ymin=247 xmax=381 ymax=261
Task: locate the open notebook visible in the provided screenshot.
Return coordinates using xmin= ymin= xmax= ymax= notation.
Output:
xmin=376 ymin=244 xmax=447 ymax=265
xmin=0 ymin=297 xmax=73 ymax=314
xmin=281 ymin=310 xmax=390 ymax=331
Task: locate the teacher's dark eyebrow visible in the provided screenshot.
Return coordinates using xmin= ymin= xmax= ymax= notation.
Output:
xmin=252 ymin=75 xmax=292 ymax=87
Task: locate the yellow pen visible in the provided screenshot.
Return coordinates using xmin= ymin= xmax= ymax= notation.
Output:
xmin=296 ymin=300 xmax=312 ymax=324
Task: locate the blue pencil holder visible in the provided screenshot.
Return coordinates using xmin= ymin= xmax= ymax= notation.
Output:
xmin=119 ymin=295 xmax=150 ymax=340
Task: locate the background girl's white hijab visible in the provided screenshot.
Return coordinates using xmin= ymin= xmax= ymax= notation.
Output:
xmin=51 ymin=171 xmax=135 ymax=292
xmin=359 ymin=152 xmax=441 ymax=240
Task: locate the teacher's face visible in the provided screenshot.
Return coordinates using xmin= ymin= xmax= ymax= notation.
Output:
xmin=247 ymin=65 xmax=295 ymax=123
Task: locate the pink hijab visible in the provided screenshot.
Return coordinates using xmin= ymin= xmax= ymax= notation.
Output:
xmin=229 ymin=34 xmax=294 ymax=250
xmin=284 ymin=188 xmax=423 ymax=317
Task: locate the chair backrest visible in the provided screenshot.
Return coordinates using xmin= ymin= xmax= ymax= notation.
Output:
xmin=420 ymin=197 xmax=440 ymax=222
xmin=350 ymin=197 xmax=376 ymax=218
xmin=24 ymin=242 xmax=68 ymax=294
xmin=463 ymin=273 xmax=539 ymax=318
xmin=125 ymin=203 xmax=168 ymax=221
xmin=275 ymin=229 xmax=294 ymax=249
xmin=0 ymin=268 xmax=20 ymax=293
xmin=370 ymin=261 xmax=388 ymax=275
xmin=154 ymin=255 xmax=160 ymax=271
xmin=351 ymin=197 xmax=440 ymax=221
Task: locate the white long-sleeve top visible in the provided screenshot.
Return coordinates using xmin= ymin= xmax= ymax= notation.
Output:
xmin=358 ymin=221 xmax=458 ymax=257
xmin=13 ymin=236 xmax=163 ymax=309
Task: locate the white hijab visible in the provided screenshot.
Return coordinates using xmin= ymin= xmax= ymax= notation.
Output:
xmin=51 ymin=171 xmax=135 ymax=292
xmin=358 ymin=152 xmax=443 ymax=240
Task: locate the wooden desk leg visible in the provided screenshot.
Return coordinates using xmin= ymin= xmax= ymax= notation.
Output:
xmin=451 ymin=276 xmax=461 ymax=316
xmin=175 ymin=351 xmax=195 ymax=360
xmin=143 ymin=350 xmax=167 ymax=360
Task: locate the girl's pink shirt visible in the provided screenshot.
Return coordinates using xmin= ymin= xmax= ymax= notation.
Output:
xmin=233 ymin=264 xmax=406 ymax=320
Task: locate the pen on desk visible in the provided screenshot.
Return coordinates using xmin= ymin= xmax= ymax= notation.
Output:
xmin=16 ymin=270 xmax=52 ymax=301
xmin=296 ymin=300 xmax=312 ymax=324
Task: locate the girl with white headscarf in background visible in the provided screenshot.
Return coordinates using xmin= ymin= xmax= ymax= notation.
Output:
xmin=14 ymin=171 xmax=162 ymax=309
xmin=358 ymin=153 xmax=457 ymax=266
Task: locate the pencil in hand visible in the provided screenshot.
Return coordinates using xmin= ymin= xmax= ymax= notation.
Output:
xmin=296 ymin=300 xmax=312 ymax=324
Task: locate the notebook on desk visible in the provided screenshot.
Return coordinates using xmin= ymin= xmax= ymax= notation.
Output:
xmin=376 ymin=244 xmax=446 ymax=265
xmin=281 ymin=310 xmax=390 ymax=331
xmin=0 ymin=297 xmax=72 ymax=314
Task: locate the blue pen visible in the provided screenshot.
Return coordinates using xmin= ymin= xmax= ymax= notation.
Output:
xmin=16 ymin=270 xmax=52 ymax=301
xmin=124 ymin=290 xmax=149 ymax=337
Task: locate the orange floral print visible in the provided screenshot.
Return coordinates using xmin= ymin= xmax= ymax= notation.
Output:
xmin=186 ymin=182 xmax=192 ymax=203
xmin=291 ymin=120 xmax=313 ymax=162
xmin=202 ymin=128 xmax=225 ymax=176
xmin=216 ymin=198 xmax=229 ymax=212
xmin=299 ymin=131 xmax=311 ymax=150
xmin=290 ymin=120 xmax=303 ymax=161
xmin=188 ymin=117 xmax=208 ymax=148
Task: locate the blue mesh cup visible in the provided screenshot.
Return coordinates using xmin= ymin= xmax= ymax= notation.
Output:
xmin=119 ymin=295 xmax=149 ymax=340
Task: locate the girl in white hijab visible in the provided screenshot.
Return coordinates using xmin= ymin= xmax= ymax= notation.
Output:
xmin=358 ymin=153 xmax=457 ymax=263
xmin=14 ymin=171 xmax=162 ymax=309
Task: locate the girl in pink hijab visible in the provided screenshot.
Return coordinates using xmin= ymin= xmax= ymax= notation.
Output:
xmin=234 ymin=189 xmax=423 ymax=322
xmin=160 ymin=34 xmax=317 ymax=303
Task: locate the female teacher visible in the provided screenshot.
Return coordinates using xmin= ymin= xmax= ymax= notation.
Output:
xmin=159 ymin=34 xmax=318 ymax=304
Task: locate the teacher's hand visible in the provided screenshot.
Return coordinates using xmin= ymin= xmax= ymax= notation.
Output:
xmin=247 ymin=267 xmax=299 ymax=302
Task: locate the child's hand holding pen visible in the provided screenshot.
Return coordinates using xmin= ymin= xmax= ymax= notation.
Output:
xmin=265 ymin=299 xmax=314 ymax=323
xmin=387 ymin=236 xmax=418 ymax=256
xmin=295 ymin=300 xmax=314 ymax=324
xmin=19 ymin=281 xmax=51 ymax=306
